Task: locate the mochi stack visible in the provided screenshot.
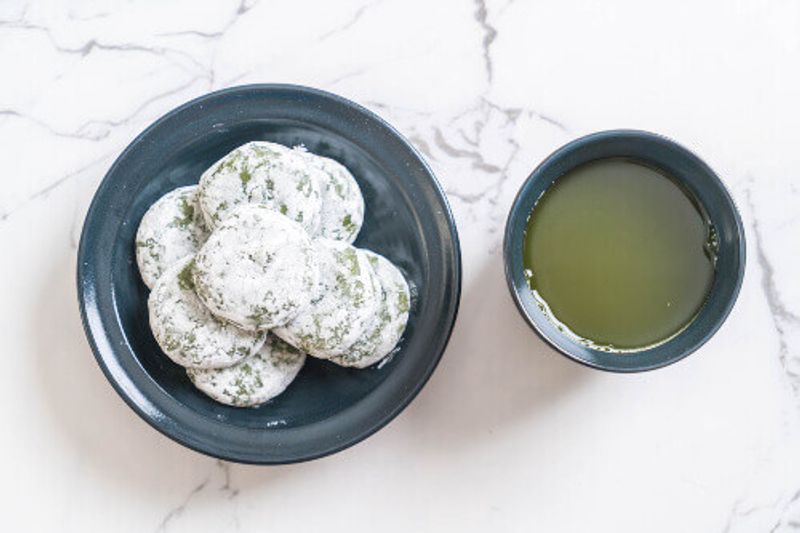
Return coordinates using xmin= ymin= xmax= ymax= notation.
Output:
xmin=136 ymin=142 xmax=410 ymax=407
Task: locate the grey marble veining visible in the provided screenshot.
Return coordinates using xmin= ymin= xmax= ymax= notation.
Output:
xmin=1 ymin=0 xmax=799 ymax=531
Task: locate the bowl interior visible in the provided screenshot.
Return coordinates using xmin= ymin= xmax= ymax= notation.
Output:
xmin=79 ymin=85 xmax=461 ymax=462
xmin=504 ymin=130 xmax=745 ymax=372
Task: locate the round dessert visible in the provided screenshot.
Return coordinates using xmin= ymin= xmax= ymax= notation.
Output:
xmin=274 ymin=239 xmax=381 ymax=358
xmin=296 ymin=149 xmax=364 ymax=243
xmin=192 ymin=204 xmax=321 ymax=331
xmin=135 ymin=186 xmax=209 ymax=289
xmin=197 ymin=141 xmax=323 ymax=234
xmin=148 ymin=255 xmax=266 ymax=369
xmin=187 ymin=335 xmax=306 ymax=407
xmin=330 ymin=251 xmax=410 ymax=368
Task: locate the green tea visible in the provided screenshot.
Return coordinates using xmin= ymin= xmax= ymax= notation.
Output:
xmin=523 ymin=158 xmax=716 ymax=350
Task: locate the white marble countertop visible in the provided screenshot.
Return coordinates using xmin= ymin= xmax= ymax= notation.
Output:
xmin=2 ymin=0 xmax=799 ymax=531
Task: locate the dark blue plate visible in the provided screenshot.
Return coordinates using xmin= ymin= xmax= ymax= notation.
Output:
xmin=77 ymin=84 xmax=461 ymax=464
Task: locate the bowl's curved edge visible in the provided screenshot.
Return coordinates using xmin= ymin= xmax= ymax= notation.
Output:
xmin=76 ymin=83 xmax=463 ymax=464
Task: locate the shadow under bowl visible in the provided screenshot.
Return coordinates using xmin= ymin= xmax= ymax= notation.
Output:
xmin=504 ymin=130 xmax=745 ymax=372
xmin=77 ymin=84 xmax=462 ymax=463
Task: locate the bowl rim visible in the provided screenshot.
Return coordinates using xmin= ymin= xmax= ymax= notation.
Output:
xmin=77 ymin=83 xmax=462 ymax=463
xmin=503 ymin=129 xmax=746 ymax=373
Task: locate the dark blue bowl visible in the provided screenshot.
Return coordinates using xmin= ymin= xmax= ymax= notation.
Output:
xmin=504 ymin=130 xmax=745 ymax=372
xmin=77 ymin=84 xmax=461 ymax=463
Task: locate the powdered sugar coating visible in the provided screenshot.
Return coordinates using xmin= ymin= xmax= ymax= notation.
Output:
xmin=135 ymin=186 xmax=209 ymax=289
xmin=197 ymin=141 xmax=323 ymax=234
xmin=148 ymin=255 xmax=266 ymax=369
xmin=294 ymin=149 xmax=364 ymax=243
xmin=187 ymin=335 xmax=306 ymax=407
xmin=274 ymin=240 xmax=381 ymax=358
xmin=330 ymin=251 xmax=410 ymax=368
xmin=192 ymin=204 xmax=321 ymax=331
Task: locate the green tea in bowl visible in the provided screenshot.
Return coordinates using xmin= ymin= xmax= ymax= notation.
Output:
xmin=522 ymin=158 xmax=716 ymax=351
xmin=504 ymin=130 xmax=745 ymax=372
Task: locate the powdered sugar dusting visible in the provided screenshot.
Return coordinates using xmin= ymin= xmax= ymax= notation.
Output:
xmin=294 ymin=149 xmax=364 ymax=243
xmin=197 ymin=141 xmax=323 ymax=234
xmin=135 ymin=185 xmax=209 ymax=288
xmin=187 ymin=335 xmax=306 ymax=407
xmin=274 ymin=240 xmax=381 ymax=358
xmin=148 ymin=255 xmax=266 ymax=369
xmin=329 ymin=250 xmax=410 ymax=368
xmin=192 ymin=204 xmax=320 ymax=331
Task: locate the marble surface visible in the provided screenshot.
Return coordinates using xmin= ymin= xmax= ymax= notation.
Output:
xmin=1 ymin=0 xmax=799 ymax=531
